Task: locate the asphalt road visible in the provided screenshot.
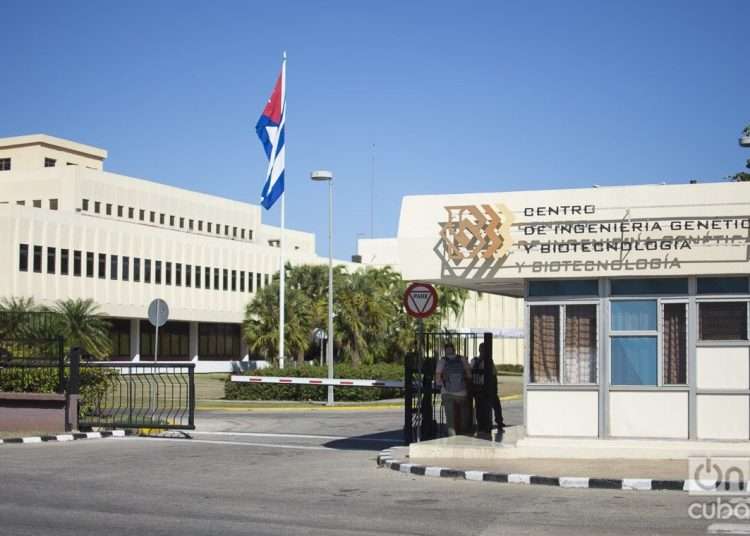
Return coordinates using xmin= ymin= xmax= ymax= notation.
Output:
xmin=0 ymin=401 xmax=718 ymax=535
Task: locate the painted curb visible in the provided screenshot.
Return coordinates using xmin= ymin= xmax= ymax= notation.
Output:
xmin=0 ymin=430 xmax=135 ymax=446
xmin=376 ymin=449 xmax=691 ymax=493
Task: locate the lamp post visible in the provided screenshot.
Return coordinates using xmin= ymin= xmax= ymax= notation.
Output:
xmin=311 ymin=170 xmax=335 ymax=406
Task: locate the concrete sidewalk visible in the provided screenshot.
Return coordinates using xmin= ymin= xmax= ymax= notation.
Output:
xmin=406 ymin=454 xmax=688 ymax=480
xmin=379 ymin=445 xmax=692 ymax=491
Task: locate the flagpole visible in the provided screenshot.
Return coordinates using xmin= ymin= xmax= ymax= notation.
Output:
xmin=278 ymin=51 xmax=287 ymax=369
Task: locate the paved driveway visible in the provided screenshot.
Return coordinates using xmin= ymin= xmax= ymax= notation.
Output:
xmin=0 ymin=401 xmax=713 ymax=536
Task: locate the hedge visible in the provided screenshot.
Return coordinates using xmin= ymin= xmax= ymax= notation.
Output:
xmin=0 ymin=367 xmax=118 ymax=416
xmin=497 ymin=364 xmax=523 ymax=374
xmin=225 ymin=363 xmax=404 ymax=401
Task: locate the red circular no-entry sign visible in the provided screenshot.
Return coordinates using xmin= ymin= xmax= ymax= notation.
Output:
xmin=403 ymin=282 xmax=438 ymax=318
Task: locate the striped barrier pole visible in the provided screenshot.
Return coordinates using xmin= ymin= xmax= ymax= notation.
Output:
xmin=230 ymin=375 xmax=404 ymax=388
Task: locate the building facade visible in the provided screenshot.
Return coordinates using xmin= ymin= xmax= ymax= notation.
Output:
xmin=394 ymin=181 xmax=750 ymax=440
xmin=0 ymin=134 xmax=342 ymax=371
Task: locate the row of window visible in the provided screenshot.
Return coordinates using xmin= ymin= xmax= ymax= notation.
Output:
xmin=18 ymin=243 xmax=271 ymax=293
xmin=527 ymin=277 xmax=750 ymax=297
xmin=12 ymin=199 xmax=59 ymax=210
xmin=529 ymin=298 xmax=750 ymax=387
xmin=80 ymin=198 xmax=254 ymax=242
xmin=110 ymin=320 xmax=242 ymax=360
xmin=0 ymin=157 xmax=82 ymax=171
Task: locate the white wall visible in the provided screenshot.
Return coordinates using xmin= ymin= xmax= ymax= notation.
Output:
xmin=609 ymin=391 xmax=688 ymax=439
xmin=527 ymin=390 xmax=598 ymax=437
xmin=697 ymin=346 xmax=750 ymax=390
xmin=697 ymin=395 xmax=749 ymax=440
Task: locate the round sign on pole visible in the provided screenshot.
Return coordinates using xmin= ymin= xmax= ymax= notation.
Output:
xmin=403 ymin=282 xmax=438 ymax=318
xmin=312 ymin=328 xmax=328 ymax=342
xmin=148 ymin=299 xmax=169 ymax=328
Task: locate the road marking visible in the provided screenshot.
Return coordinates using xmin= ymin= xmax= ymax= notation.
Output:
xmin=197 ymin=404 xmax=404 ymax=412
xmin=126 ymin=437 xmax=331 ymax=451
xmin=509 ymin=473 xmax=531 ymax=484
xmin=190 ymin=431 xmax=401 ymax=443
xmin=707 ymin=523 xmax=750 ymax=534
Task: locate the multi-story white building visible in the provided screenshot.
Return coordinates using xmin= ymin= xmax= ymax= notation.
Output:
xmin=0 ymin=134 xmax=340 ymax=371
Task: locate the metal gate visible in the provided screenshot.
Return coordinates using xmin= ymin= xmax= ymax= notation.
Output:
xmin=72 ymin=351 xmax=195 ymax=430
xmin=404 ymin=331 xmax=491 ymax=444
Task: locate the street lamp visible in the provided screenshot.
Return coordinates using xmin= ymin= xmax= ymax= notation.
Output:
xmin=311 ymin=169 xmax=335 ymax=406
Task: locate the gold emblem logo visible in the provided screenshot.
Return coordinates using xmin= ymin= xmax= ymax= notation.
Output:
xmin=439 ymin=204 xmax=514 ymax=263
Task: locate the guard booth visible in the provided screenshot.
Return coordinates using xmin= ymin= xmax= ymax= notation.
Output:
xmin=404 ymin=331 xmax=493 ymax=444
xmin=396 ymin=181 xmax=750 ymax=441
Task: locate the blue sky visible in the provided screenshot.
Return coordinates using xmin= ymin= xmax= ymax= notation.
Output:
xmin=2 ymin=0 xmax=748 ymax=260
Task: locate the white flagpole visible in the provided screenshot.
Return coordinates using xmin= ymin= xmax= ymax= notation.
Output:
xmin=278 ymin=51 xmax=287 ymax=369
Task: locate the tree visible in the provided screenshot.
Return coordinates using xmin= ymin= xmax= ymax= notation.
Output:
xmin=730 ymin=124 xmax=750 ymax=181
xmin=334 ymin=269 xmax=386 ymax=365
xmin=0 ymin=296 xmax=38 ymax=339
xmin=434 ymin=285 xmax=469 ymax=327
xmin=242 ymin=264 xmax=471 ymax=366
xmin=243 ymin=281 xmax=316 ymax=365
xmin=730 ymin=159 xmax=750 ymax=182
xmin=48 ymin=298 xmax=111 ymax=358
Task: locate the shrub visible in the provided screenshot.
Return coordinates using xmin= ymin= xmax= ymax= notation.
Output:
xmin=225 ymin=363 xmax=404 ymax=401
xmin=0 ymin=366 xmax=118 ymax=415
xmin=497 ymin=364 xmax=523 ymax=374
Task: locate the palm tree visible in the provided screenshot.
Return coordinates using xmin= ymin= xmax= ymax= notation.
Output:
xmin=243 ymin=285 xmax=279 ymax=362
xmin=243 ymin=281 xmax=317 ymax=365
xmin=0 ymin=296 xmax=38 ymax=340
xmin=334 ymin=268 xmax=394 ymax=365
xmin=434 ymin=285 xmax=469 ymax=328
xmin=49 ymin=298 xmax=111 ymax=358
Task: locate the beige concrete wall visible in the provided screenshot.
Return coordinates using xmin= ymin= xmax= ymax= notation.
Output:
xmin=697 ymin=395 xmax=750 ymax=440
xmin=0 ymin=134 xmax=105 ymax=171
xmin=696 ymin=346 xmax=750 ymax=390
xmin=526 ymin=390 xmax=599 ymax=437
xmin=0 ymin=205 xmax=320 ymax=323
xmin=609 ymin=391 xmax=688 ymax=439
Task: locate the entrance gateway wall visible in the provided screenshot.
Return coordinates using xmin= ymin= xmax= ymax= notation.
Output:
xmin=395 ymin=181 xmax=750 ymax=440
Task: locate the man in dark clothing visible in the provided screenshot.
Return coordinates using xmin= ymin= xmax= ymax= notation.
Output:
xmin=471 ymin=342 xmax=505 ymax=435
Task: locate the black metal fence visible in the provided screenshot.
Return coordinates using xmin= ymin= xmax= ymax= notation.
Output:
xmin=0 ymin=311 xmax=196 ymax=431
xmin=0 ymin=311 xmax=64 ymax=341
xmin=75 ymin=356 xmax=195 ymax=430
xmin=0 ymin=337 xmax=66 ymax=394
xmin=404 ymin=331 xmax=490 ymax=444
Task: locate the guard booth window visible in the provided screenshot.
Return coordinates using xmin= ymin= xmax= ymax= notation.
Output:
xmin=529 ymin=304 xmax=598 ymax=384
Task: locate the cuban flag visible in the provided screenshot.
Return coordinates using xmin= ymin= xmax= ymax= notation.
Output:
xmin=256 ymin=61 xmax=286 ymax=210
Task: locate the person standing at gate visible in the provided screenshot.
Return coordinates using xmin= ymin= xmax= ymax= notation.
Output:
xmin=471 ymin=342 xmax=505 ymax=436
xmin=435 ymin=342 xmax=472 ymax=436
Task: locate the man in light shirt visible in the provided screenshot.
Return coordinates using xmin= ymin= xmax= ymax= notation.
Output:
xmin=435 ymin=342 xmax=472 ymax=436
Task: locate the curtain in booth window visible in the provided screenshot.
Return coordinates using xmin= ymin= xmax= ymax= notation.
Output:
xmin=530 ymin=306 xmax=560 ymax=383
xmin=663 ymin=303 xmax=687 ymax=384
xmin=564 ymin=305 xmax=597 ymax=383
